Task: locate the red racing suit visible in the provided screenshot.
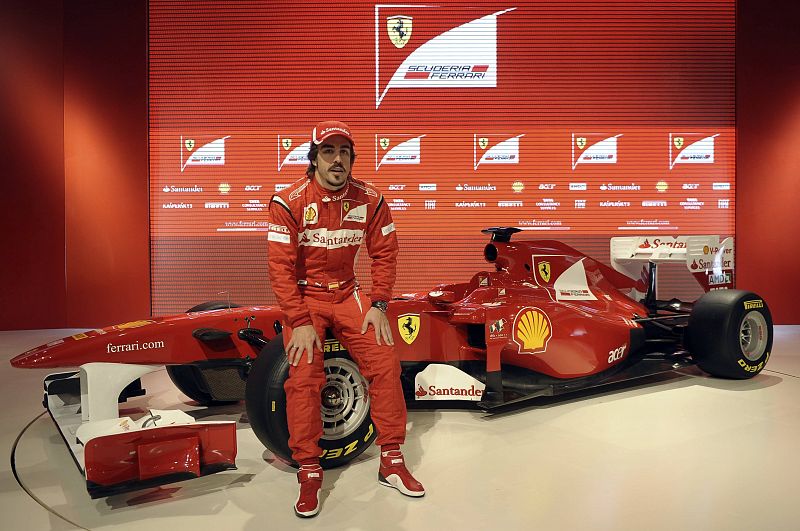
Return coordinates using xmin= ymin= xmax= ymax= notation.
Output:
xmin=267 ymin=175 xmax=406 ymax=463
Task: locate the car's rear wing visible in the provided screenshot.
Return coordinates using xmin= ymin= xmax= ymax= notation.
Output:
xmin=610 ymin=235 xmax=735 ymax=297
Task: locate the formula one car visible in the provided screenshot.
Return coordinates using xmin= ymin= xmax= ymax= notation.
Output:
xmin=11 ymin=228 xmax=773 ymax=496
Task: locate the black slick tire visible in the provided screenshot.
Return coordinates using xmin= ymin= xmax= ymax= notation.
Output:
xmin=687 ymin=289 xmax=773 ymax=379
xmin=245 ymin=333 xmax=377 ymax=469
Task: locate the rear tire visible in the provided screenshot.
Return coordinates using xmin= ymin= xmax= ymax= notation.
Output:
xmin=245 ymin=333 xmax=376 ymax=469
xmin=687 ymin=290 xmax=773 ymax=379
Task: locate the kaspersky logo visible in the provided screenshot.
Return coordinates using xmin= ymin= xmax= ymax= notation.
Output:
xmin=375 ymin=5 xmax=517 ymax=108
xmin=474 ymin=134 xmax=524 ymax=170
xmin=375 ymin=134 xmax=425 ymax=170
xmin=181 ymin=135 xmax=230 ymax=172
xmin=572 ymin=133 xmax=622 ymax=170
xmin=669 ymin=133 xmax=719 ymax=169
xmin=277 ymin=134 xmax=311 ymax=171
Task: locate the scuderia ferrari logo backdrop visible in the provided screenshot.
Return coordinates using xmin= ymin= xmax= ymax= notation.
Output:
xmin=398 ymin=313 xmax=420 ymax=344
xmin=375 ymin=6 xmax=517 ymax=108
xmin=513 ymin=307 xmax=552 ymax=354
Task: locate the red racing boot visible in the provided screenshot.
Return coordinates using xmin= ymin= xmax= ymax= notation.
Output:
xmin=378 ymin=449 xmax=425 ymax=497
xmin=294 ymin=464 xmax=323 ymax=518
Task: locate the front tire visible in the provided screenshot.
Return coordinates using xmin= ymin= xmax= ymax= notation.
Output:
xmin=245 ymin=333 xmax=376 ymax=468
xmin=687 ymin=289 xmax=773 ymax=379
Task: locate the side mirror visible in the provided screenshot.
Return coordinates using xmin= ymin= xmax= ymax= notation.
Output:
xmin=428 ymin=290 xmax=457 ymax=304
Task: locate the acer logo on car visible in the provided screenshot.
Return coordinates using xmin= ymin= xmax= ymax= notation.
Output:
xmin=608 ymin=344 xmax=626 ymax=363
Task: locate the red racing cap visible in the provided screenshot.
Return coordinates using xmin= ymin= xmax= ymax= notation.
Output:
xmin=312 ymin=120 xmax=355 ymax=146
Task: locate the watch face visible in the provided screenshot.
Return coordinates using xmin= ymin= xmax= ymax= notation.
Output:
xmin=372 ymin=301 xmax=388 ymax=312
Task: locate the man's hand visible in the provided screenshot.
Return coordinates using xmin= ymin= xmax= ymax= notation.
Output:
xmin=361 ymin=307 xmax=394 ymax=346
xmin=286 ymin=325 xmax=322 ymax=366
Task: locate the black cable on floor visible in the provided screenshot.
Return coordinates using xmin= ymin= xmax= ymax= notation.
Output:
xmin=10 ymin=411 xmax=89 ymax=531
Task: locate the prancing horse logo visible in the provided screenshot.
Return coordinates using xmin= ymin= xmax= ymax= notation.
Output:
xmin=398 ymin=313 xmax=420 ymax=344
xmin=538 ymin=261 xmax=551 ymax=283
xmin=387 ymin=16 xmax=412 ymax=48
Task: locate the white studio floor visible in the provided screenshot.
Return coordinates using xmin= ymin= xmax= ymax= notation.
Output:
xmin=1 ymin=326 xmax=799 ymax=531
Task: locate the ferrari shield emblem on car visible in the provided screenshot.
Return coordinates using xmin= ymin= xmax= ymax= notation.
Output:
xmin=282 ymin=138 xmax=292 ymax=150
xmin=184 ymin=139 xmax=195 ymax=151
xmin=380 ymin=137 xmax=390 ymax=150
xmin=478 ymin=137 xmax=489 ymax=149
xmin=398 ymin=314 xmax=420 ymax=344
xmin=575 ymin=137 xmax=587 ymax=150
xmin=538 ymin=261 xmax=551 ymax=283
xmin=387 ymin=16 xmax=412 ymax=48
xmin=673 ymin=136 xmax=684 ymax=149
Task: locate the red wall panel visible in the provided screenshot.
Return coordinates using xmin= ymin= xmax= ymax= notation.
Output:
xmin=0 ymin=0 xmax=148 ymax=331
xmin=0 ymin=1 xmax=67 ymax=330
xmin=737 ymin=0 xmax=800 ymax=324
xmin=63 ymin=0 xmax=149 ymax=327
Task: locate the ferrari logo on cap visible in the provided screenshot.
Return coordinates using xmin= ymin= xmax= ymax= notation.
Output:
xmin=398 ymin=314 xmax=420 ymax=344
xmin=184 ymin=139 xmax=195 ymax=151
xmin=478 ymin=137 xmax=489 ymax=149
xmin=576 ymin=137 xmax=587 ymax=150
xmin=282 ymin=138 xmax=292 ymax=150
xmin=538 ymin=261 xmax=551 ymax=283
xmin=387 ymin=16 xmax=412 ymax=48
xmin=673 ymin=136 xmax=684 ymax=149
xmin=380 ymin=137 xmax=390 ymax=150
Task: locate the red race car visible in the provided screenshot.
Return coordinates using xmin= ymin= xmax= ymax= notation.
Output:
xmin=11 ymin=228 xmax=773 ymax=497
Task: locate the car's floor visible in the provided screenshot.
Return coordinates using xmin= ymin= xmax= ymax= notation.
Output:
xmin=1 ymin=326 xmax=799 ymax=531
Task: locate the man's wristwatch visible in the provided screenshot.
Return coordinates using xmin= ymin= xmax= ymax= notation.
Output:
xmin=371 ymin=300 xmax=388 ymax=313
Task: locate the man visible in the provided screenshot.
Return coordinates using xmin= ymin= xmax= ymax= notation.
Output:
xmin=267 ymin=120 xmax=424 ymax=518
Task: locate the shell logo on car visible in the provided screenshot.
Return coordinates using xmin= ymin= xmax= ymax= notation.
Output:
xmin=513 ymin=307 xmax=553 ymax=354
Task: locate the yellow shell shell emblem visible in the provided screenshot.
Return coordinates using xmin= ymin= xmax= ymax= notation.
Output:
xmin=304 ymin=205 xmax=317 ymax=222
xmin=513 ymin=308 xmax=552 ymax=354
